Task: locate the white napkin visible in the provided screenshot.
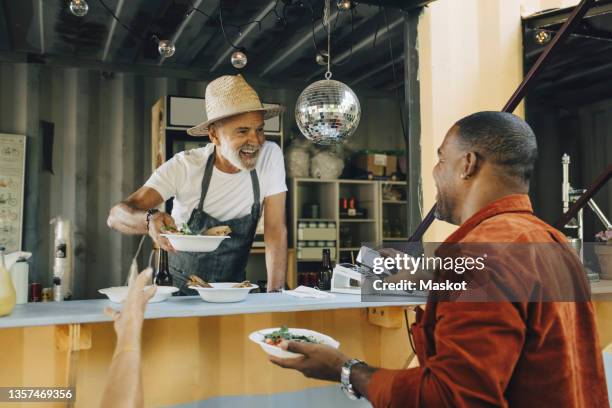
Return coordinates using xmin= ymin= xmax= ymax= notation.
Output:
xmin=283 ymin=286 xmax=335 ymax=299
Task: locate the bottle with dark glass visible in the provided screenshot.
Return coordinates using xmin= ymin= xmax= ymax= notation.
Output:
xmin=155 ymin=249 xmax=173 ymax=286
xmin=318 ymin=248 xmax=333 ymax=291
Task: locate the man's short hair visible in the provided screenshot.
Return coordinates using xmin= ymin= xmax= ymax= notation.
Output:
xmin=455 ymin=111 xmax=538 ymax=182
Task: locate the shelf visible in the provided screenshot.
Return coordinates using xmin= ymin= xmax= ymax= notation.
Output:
xmin=298 ymin=218 xmax=336 ymax=222
xmin=340 ymin=247 xmax=362 ymax=251
xmin=382 ymin=237 xmax=409 ymax=241
xmin=339 ymin=218 xmax=375 ymax=223
xmin=383 ymin=200 xmax=407 ymax=204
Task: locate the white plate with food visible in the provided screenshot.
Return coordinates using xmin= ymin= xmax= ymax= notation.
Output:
xmin=249 ymin=326 xmax=340 ymax=359
xmin=187 ymin=275 xmax=258 ymax=303
xmin=99 ymin=285 xmax=178 ymax=303
xmin=161 ymin=224 xmax=231 ymax=252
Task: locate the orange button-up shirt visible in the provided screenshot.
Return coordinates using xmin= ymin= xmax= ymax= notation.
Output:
xmin=367 ymin=194 xmax=608 ymax=407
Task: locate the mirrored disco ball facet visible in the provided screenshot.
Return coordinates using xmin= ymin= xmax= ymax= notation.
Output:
xmin=295 ymin=79 xmax=361 ymax=145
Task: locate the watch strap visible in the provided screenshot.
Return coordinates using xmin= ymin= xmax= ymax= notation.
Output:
xmin=341 ymin=359 xmax=364 ymax=400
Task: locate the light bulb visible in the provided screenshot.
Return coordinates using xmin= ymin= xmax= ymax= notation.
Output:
xmin=534 ymin=30 xmax=551 ymax=45
xmin=231 ymin=50 xmax=248 ymax=69
xmin=316 ymin=51 xmax=328 ymax=66
xmin=337 ymin=0 xmax=352 ymax=10
xmin=158 ymin=40 xmax=176 ymax=58
xmin=69 ymin=0 xmax=89 ymax=17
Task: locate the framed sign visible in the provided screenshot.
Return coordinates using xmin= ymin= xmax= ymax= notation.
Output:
xmin=0 ymin=133 xmax=26 ymax=252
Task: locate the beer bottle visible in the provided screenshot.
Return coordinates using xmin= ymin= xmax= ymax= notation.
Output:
xmin=155 ymin=249 xmax=173 ymax=286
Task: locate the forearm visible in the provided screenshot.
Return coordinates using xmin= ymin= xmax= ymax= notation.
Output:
xmin=265 ymin=226 xmax=287 ymax=290
xmin=108 ymin=202 xmax=148 ymax=235
xmin=100 ymin=336 xmax=143 ymax=408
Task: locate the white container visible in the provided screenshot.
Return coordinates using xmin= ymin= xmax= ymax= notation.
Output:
xmin=161 ymin=234 xmax=229 ymax=252
xmin=249 ymin=328 xmax=340 ymax=359
xmin=98 ymin=286 xmax=178 ymax=303
xmin=9 ymin=259 xmax=28 ymax=304
xmin=190 ymin=282 xmax=258 ymax=303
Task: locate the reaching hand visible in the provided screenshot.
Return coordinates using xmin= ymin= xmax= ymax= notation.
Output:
xmin=268 ymin=341 xmax=350 ymax=382
xmin=104 ymin=268 xmax=157 ymax=344
xmin=148 ymin=212 xmax=177 ymax=253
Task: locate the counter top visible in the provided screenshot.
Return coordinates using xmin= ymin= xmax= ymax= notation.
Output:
xmin=0 ymin=293 xmax=425 ymax=329
xmin=592 ymin=279 xmax=612 ymax=296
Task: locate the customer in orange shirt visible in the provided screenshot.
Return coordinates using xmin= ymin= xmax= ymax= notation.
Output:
xmin=269 ymin=111 xmax=609 ymax=407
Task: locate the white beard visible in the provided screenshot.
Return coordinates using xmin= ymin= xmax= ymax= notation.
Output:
xmin=219 ymin=139 xmax=260 ymax=171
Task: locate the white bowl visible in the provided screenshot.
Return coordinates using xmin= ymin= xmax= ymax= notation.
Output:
xmin=249 ymin=328 xmax=340 ymax=359
xmin=161 ymin=234 xmax=229 ymax=252
xmin=189 ymin=282 xmax=258 ymax=303
xmin=99 ymin=286 xmax=178 ymax=303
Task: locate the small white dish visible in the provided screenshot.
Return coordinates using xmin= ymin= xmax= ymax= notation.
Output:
xmin=98 ymin=286 xmax=178 ymax=303
xmin=189 ymin=282 xmax=258 ymax=303
xmin=249 ymin=328 xmax=340 ymax=359
xmin=161 ymin=234 xmax=229 ymax=252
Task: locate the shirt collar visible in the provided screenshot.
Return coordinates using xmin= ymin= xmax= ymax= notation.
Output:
xmin=444 ymin=194 xmax=533 ymax=243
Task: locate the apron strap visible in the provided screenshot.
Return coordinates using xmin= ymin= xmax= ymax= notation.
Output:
xmin=250 ymin=169 xmax=260 ymax=208
xmin=197 ymin=148 xmax=216 ymax=212
xmin=197 ymin=145 xmax=262 ymax=214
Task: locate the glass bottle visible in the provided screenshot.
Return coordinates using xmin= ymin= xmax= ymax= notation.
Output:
xmin=155 ymin=249 xmax=173 ymax=286
xmin=318 ymin=248 xmax=333 ymax=291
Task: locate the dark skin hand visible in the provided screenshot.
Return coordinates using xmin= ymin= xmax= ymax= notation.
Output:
xmin=268 ymin=341 xmax=378 ymax=399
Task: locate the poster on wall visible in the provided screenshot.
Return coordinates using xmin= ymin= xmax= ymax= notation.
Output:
xmin=0 ymin=133 xmax=26 ymax=252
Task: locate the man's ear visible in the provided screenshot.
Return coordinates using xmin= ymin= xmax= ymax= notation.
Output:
xmin=462 ymin=152 xmax=479 ymax=179
xmin=208 ymin=124 xmax=220 ymax=146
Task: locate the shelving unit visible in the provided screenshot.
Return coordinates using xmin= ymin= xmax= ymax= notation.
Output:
xmin=289 ymin=178 xmax=407 ymax=288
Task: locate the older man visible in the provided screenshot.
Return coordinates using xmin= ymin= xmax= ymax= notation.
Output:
xmin=270 ymin=112 xmax=608 ymax=407
xmin=108 ymin=75 xmax=287 ymax=292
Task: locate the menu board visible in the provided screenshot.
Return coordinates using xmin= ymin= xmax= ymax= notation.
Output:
xmin=0 ymin=134 xmax=26 ymax=252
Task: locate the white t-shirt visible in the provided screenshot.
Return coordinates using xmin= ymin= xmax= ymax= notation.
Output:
xmin=145 ymin=142 xmax=287 ymax=224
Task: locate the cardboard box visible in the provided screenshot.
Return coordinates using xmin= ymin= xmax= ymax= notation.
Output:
xmin=354 ymin=152 xmax=398 ymax=177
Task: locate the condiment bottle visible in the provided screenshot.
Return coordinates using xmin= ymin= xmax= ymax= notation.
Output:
xmin=0 ymin=247 xmax=16 ymax=317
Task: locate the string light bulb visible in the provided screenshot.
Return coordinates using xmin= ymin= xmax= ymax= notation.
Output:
xmin=316 ymin=51 xmax=328 ymax=66
xmin=231 ymin=50 xmax=248 ymax=69
xmin=337 ymin=0 xmax=353 ymax=10
xmin=534 ymin=30 xmax=551 ymax=45
xmin=69 ymin=0 xmax=89 ymax=17
xmin=157 ymin=39 xmax=176 ymax=58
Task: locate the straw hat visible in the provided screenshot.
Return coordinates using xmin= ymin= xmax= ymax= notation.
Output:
xmin=187 ymin=74 xmax=284 ymax=136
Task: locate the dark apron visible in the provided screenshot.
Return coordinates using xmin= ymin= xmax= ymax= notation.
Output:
xmin=169 ymin=148 xmax=261 ymax=295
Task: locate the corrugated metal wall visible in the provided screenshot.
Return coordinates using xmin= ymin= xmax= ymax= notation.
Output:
xmin=0 ymin=62 xmax=405 ymax=299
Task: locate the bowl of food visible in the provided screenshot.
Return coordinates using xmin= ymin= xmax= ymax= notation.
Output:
xmin=249 ymin=326 xmax=340 ymax=359
xmin=98 ymin=285 xmax=178 ymax=303
xmin=161 ymin=224 xmax=231 ymax=252
xmin=187 ymin=275 xmax=258 ymax=303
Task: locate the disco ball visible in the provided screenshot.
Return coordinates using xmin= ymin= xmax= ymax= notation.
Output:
xmin=295 ymin=79 xmax=361 ymax=145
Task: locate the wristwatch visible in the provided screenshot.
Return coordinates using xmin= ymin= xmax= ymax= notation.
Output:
xmin=145 ymin=208 xmax=160 ymax=232
xmin=340 ymin=359 xmax=365 ymax=400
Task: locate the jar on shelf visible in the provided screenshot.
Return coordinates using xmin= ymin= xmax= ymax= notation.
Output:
xmin=317 ymin=222 xmax=327 ymax=228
